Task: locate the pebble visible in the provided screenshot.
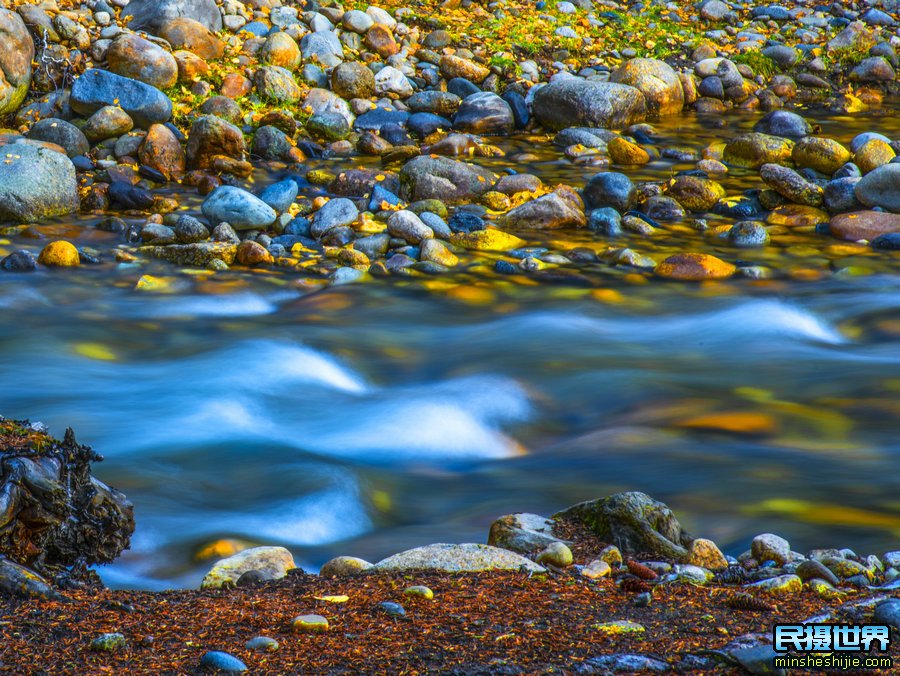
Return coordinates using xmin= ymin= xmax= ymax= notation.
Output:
xmin=404 ymin=585 xmax=434 ymax=600
xmin=245 ymin=636 xmax=279 ymax=652
xmin=199 ymin=651 xmax=247 ymax=673
xmin=91 ymin=633 xmax=126 ymax=652
xmin=291 ymin=614 xmax=329 ymax=633
xmin=536 ymin=542 xmax=574 ymax=567
xmin=378 ymin=601 xmax=407 ymax=617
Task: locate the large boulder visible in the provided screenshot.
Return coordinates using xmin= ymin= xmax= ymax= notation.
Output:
xmin=0 ymin=140 xmax=79 ymax=222
xmin=106 ymin=33 xmax=179 ymax=90
xmin=0 ymin=10 xmax=35 ymax=116
xmin=532 ymin=79 xmax=646 ymax=131
xmin=855 ymin=163 xmax=900 ymax=212
xmin=201 ymin=546 xmax=295 ymax=589
xmin=70 ymin=69 xmax=172 ymax=128
xmin=399 ymin=155 xmax=497 ymax=204
xmin=610 ymin=58 xmax=684 ymax=116
xmin=554 ymin=491 xmax=693 ymax=561
xmin=370 ymin=543 xmax=546 ymax=573
xmin=123 ymin=0 xmax=222 ymax=33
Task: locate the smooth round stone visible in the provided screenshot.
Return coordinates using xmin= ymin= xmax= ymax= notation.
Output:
xmin=855 ymin=139 xmax=896 ymax=175
xmin=667 ymin=175 xmax=725 ymax=212
xmin=174 ymin=214 xmax=209 ymax=243
xmin=378 ymin=601 xmax=406 ymax=617
xmin=850 ymin=132 xmax=892 ymax=154
xmin=588 ymin=207 xmax=622 ymax=235
xmin=199 ymin=651 xmax=247 ymax=672
xmin=583 ymin=172 xmax=634 ymax=211
xmin=26 ymin=118 xmax=89 ymax=158
xmin=70 ymin=68 xmax=172 ymax=128
xmin=760 ymin=163 xmax=823 ymax=206
xmin=792 ymin=137 xmax=851 ymax=175
xmin=258 ymin=179 xmax=298 ymax=213
xmin=245 ymin=636 xmax=279 ymax=652
xmin=856 ymin=164 xmax=900 ymax=211
xmin=728 ymin=221 xmax=769 ymax=248
xmin=752 ymin=110 xmax=812 ymax=139
xmin=830 ymin=211 xmax=900 ymax=241
xmin=795 ymin=559 xmax=840 ymax=586
xmin=823 ymin=177 xmax=862 ymax=213
xmin=872 ymin=233 xmax=900 ymax=250
xmin=655 ymin=253 xmax=735 ymax=280
xmin=610 ymin=57 xmax=684 ymax=116
xmin=608 ymin=136 xmax=650 ymax=164
xmin=202 ymin=186 xmax=277 ymax=231
xmin=38 ymin=240 xmax=80 ymax=267
xmin=751 ymin=533 xmax=790 ymax=565
xmin=291 ymin=614 xmax=329 ymax=633
xmin=724 ymin=133 xmax=795 ymax=168
xmin=453 ymin=92 xmax=514 ymax=135
xmin=581 ymin=559 xmax=611 ymax=579
xmin=536 ymin=542 xmax=574 ymax=567
xmin=404 ymin=585 xmax=434 ymax=600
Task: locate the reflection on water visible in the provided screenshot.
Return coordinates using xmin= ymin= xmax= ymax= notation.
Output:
xmin=1 ymin=107 xmax=900 ymax=588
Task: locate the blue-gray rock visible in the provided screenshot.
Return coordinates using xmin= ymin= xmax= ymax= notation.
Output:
xmin=251 ymin=125 xmax=293 ymax=162
xmin=585 ymin=654 xmax=669 ymax=672
xmin=823 ymin=177 xmax=862 ymax=213
xmin=448 ymin=212 xmax=484 ymax=233
xmin=588 ymin=207 xmax=623 ymax=235
xmin=533 ymin=79 xmax=647 ymax=131
xmin=752 ymin=110 xmax=812 ymax=138
xmin=258 ymin=179 xmax=298 ymax=213
xmin=0 ymin=250 xmax=37 ymax=272
xmin=368 ymin=184 xmax=402 ymax=212
xmin=354 ymin=108 xmax=410 ymax=132
xmin=399 ymin=155 xmax=496 ymax=204
xmin=0 ymin=141 xmax=79 ymax=222
xmin=453 ymin=92 xmax=514 ymax=135
xmin=310 ymin=198 xmax=359 ymax=238
xmin=245 ymin=636 xmax=279 ymax=652
xmin=501 ymin=91 xmax=529 ymax=129
xmin=419 ymin=212 xmax=451 ymax=238
xmin=110 ymin=181 xmax=154 ymax=210
xmin=300 ymin=31 xmax=343 ymax=67
xmin=583 ymin=172 xmax=635 ymax=212
xmin=855 ymin=164 xmax=900 ymax=212
xmin=199 ymin=651 xmax=247 ymax=673
xmin=408 ymin=112 xmax=451 ymax=138
xmin=872 ymin=233 xmax=900 ymax=250
xmin=70 ymin=69 xmax=172 ymax=128
xmin=307 ymin=111 xmax=351 ymax=141
xmin=850 ymin=56 xmax=896 ymax=82
xmin=448 ymin=77 xmax=480 ymax=99
xmin=407 ymin=90 xmax=461 ymax=116
xmin=729 ymin=221 xmax=769 ymax=247
xmin=378 ymin=601 xmax=407 ymax=617
xmin=124 ymin=0 xmax=222 ymax=33
xmin=202 ymin=186 xmax=277 ymax=230
xmin=26 ymin=118 xmax=89 ymax=158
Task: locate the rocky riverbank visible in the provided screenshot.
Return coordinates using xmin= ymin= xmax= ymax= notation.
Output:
xmin=2 ymin=419 xmax=900 ymax=674
xmin=1 ymin=0 xmax=900 ymax=290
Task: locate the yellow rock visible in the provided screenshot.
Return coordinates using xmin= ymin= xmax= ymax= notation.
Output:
xmin=676 ymin=411 xmax=777 ymax=435
xmin=38 ymin=240 xmax=79 ymax=266
xmin=195 ymin=538 xmax=251 ymax=562
xmin=73 ymin=342 xmax=117 ymax=361
xmin=314 ymin=595 xmax=349 ymax=603
xmin=766 ymin=205 xmax=829 ymax=228
xmin=608 ymin=136 xmax=650 ymax=165
xmin=450 ymin=228 xmax=525 ymax=251
xmin=292 ymin=614 xmax=329 ymax=634
xmin=594 ymin=621 xmax=645 ymax=635
xmin=655 ymin=253 xmax=735 ymax=281
xmin=481 ymin=190 xmax=511 ymax=211
xmin=134 ymin=274 xmax=175 ymax=292
xmin=855 ymin=139 xmax=895 ymax=174
xmin=404 ymin=585 xmax=434 ymax=600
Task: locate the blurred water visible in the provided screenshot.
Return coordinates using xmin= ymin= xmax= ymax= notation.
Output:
xmin=1 ymin=269 xmax=899 ymax=588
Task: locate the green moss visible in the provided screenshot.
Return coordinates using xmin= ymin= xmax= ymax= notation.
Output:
xmin=732 ymin=50 xmax=778 ymax=79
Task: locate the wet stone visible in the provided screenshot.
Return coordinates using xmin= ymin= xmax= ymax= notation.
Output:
xmin=199 ymin=651 xmax=247 ymax=673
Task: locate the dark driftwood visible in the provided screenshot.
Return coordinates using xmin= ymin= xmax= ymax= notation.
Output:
xmin=0 ymin=418 xmax=134 ymax=594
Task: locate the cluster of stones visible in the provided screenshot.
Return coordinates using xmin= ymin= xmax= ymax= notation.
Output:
xmin=1 ymin=0 xmax=900 ymax=282
xmin=160 ymin=491 xmax=900 ymax=673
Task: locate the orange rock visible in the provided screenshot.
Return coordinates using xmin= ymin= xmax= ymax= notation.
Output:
xmin=655 ymin=253 xmax=735 ymax=280
xmin=139 ymin=123 xmax=185 ymax=180
xmin=676 ymin=411 xmax=777 ymax=435
xmin=236 ymin=240 xmax=274 ymax=266
xmin=830 ymin=210 xmax=900 ymax=241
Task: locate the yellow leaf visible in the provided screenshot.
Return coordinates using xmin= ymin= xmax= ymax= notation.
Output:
xmin=315 ymin=595 xmax=349 ymax=603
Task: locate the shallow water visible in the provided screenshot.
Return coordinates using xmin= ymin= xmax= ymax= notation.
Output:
xmin=2 ymin=107 xmax=900 ymax=588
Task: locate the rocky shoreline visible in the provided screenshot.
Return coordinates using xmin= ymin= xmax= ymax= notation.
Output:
xmin=1 ymin=0 xmax=900 ymax=288
xmin=1 ymin=418 xmax=899 ymax=674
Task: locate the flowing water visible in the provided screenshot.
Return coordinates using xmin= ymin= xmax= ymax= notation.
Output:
xmin=2 ymin=108 xmax=900 ymax=589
